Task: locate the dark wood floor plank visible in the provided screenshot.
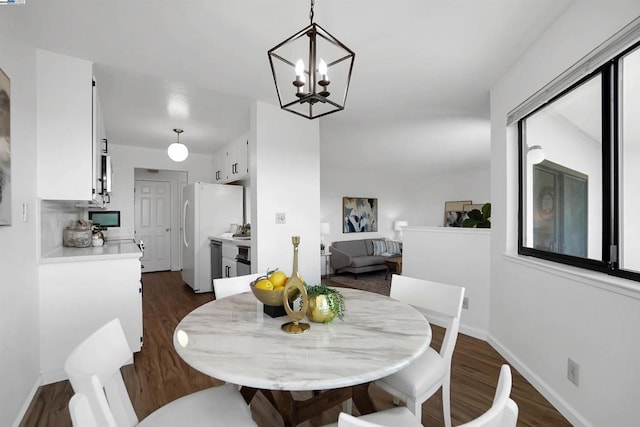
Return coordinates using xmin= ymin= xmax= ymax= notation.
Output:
xmin=20 ymin=270 xmax=571 ymax=427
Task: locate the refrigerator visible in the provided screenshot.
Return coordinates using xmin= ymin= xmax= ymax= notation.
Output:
xmin=182 ymin=182 xmax=243 ymax=293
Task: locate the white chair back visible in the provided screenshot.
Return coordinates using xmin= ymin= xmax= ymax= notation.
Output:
xmin=69 ymin=391 xmax=102 ymax=427
xmin=459 ymin=364 xmax=519 ymax=427
xmin=69 ymin=376 xmax=117 ymax=427
xmin=334 ymin=406 xmax=422 ymax=427
xmin=213 ymin=273 xmax=262 ymax=299
xmin=390 ymin=274 xmax=465 ymax=361
xmin=338 ymin=412 xmax=385 ymax=427
xmin=64 ymin=318 xmax=139 ymax=427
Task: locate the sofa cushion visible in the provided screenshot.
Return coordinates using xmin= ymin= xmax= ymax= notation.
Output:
xmin=371 ymin=239 xmax=386 ymax=255
xmin=364 ymin=238 xmax=386 ymax=255
xmin=333 ymin=240 xmax=369 ymax=257
xmin=385 ymin=239 xmax=402 ymax=255
xmin=350 ymin=255 xmax=387 ymax=268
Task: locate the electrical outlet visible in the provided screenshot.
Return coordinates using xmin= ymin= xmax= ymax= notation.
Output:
xmin=275 ymin=212 xmax=286 ymax=224
xmin=567 ymin=358 xmax=579 ymax=386
xmin=462 ymin=297 xmax=469 ymax=310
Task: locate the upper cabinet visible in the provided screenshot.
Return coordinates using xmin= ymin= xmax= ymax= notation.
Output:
xmin=36 ymin=49 xmax=104 ymax=202
xmin=214 ymin=135 xmax=249 ymax=183
xmin=213 ymin=152 xmax=226 ymax=183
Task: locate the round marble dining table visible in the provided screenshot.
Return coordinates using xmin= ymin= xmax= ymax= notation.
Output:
xmin=173 ymin=287 xmax=431 ymax=392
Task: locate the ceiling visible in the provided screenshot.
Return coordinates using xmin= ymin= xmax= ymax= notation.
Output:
xmin=25 ymin=0 xmax=574 ymax=174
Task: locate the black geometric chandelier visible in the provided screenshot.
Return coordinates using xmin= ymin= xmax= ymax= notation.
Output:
xmin=268 ymin=0 xmax=355 ymax=119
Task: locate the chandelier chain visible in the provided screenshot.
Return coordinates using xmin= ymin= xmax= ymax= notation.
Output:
xmin=309 ymin=0 xmax=315 ymax=24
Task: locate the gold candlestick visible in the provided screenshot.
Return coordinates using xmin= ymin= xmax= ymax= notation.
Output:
xmin=282 ymin=236 xmax=310 ymax=334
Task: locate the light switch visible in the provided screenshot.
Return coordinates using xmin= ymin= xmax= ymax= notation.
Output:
xmin=275 ymin=212 xmax=286 ymax=224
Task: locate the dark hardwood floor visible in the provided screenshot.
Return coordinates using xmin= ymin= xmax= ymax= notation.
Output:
xmin=20 ymin=271 xmax=571 ymax=426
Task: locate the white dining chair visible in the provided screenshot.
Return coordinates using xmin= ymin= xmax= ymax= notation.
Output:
xmin=326 ymin=364 xmax=517 ymax=427
xmin=458 ymin=364 xmax=518 ymax=427
xmin=64 ymin=318 xmax=257 ymax=427
xmin=69 ymin=389 xmax=107 ymax=427
xmin=213 ymin=272 xmax=261 ymax=299
xmin=375 ymin=274 xmax=465 ymax=427
xmin=324 ymin=407 xmax=421 ymax=427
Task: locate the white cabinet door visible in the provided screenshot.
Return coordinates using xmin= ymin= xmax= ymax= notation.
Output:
xmin=222 ymin=257 xmax=237 ymax=277
xmin=222 ymin=243 xmax=238 ymax=277
xmin=224 ymin=141 xmax=236 ymax=181
xmin=213 ymin=152 xmax=226 ymax=183
xmin=39 ymin=257 xmax=142 ymax=384
xmin=214 ymin=135 xmax=249 ymax=184
xmin=224 ymin=138 xmax=249 ymax=183
xmin=37 ymin=49 xmax=99 ymax=201
xmin=232 ymin=139 xmax=249 ymax=181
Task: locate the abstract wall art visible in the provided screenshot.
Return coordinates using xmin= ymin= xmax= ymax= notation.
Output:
xmin=343 ymin=197 xmax=377 ymax=233
xmin=0 ymin=66 xmax=10 ymax=226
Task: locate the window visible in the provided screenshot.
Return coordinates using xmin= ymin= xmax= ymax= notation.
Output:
xmin=517 ymin=41 xmax=640 ymax=282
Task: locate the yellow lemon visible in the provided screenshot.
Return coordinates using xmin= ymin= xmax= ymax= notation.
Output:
xmin=255 ymin=279 xmax=273 ymax=290
xmin=273 ymin=285 xmax=285 ymax=292
xmin=268 ymin=271 xmax=288 ymax=287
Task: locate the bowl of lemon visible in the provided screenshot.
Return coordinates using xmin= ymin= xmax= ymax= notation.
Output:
xmin=250 ymin=269 xmax=299 ymax=307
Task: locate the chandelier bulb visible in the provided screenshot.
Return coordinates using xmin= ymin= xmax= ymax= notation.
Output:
xmin=318 ymin=58 xmax=329 ymax=85
xmin=295 ymin=59 xmax=305 ymax=81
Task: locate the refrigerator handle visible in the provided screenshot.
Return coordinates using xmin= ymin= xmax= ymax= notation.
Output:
xmin=183 ymin=199 xmax=189 ymax=248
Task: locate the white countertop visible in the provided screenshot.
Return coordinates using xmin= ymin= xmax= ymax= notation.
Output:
xmin=210 ymin=235 xmax=252 ymax=246
xmin=40 ymin=240 xmax=142 ymax=264
xmin=174 ymin=288 xmax=430 ymax=391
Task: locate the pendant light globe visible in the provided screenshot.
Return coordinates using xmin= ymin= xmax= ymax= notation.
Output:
xmin=168 ymin=128 xmax=189 ymax=162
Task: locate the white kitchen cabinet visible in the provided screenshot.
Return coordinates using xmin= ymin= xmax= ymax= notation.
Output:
xmin=213 ymin=135 xmax=249 ymax=183
xmin=222 ymin=256 xmax=237 ymax=278
xmin=222 ymin=242 xmax=238 ymax=277
xmin=39 ymin=256 xmax=142 ymax=384
xmin=36 ymin=49 xmax=103 ymax=202
xmin=226 ymin=138 xmax=248 ymax=182
xmin=213 ymin=153 xmax=225 ymax=183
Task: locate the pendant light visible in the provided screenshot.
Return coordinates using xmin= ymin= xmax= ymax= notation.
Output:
xmin=167 ymin=128 xmax=188 ymax=162
xmin=268 ymin=0 xmax=355 ymax=119
xmin=527 ymin=144 xmax=545 ymax=165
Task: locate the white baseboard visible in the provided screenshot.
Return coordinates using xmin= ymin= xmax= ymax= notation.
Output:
xmin=459 ymin=324 xmax=487 ymax=341
xmin=13 ymin=376 xmax=42 ymax=427
xmin=487 ymin=335 xmax=591 ymax=427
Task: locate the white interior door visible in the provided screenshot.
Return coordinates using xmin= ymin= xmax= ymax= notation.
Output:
xmin=135 ymin=180 xmax=171 ymax=272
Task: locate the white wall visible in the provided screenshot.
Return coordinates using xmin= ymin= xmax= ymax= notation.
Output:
xmin=320 ymin=166 xmax=490 ymax=246
xmin=490 ymin=3 xmax=640 ymax=426
xmin=403 ymin=227 xmax=490 ymax=339
xmin=0 ymin=5 xmax=41 ymax=426
xmin=251 ymin=101 xmax=321 ymax=284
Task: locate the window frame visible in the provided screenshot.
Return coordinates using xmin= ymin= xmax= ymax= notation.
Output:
xmin=517 ymin=41 xmax=640 ymax=283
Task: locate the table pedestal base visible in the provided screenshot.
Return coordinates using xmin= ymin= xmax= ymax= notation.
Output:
xmin=241 ymin=383 xmax=376 ymax=426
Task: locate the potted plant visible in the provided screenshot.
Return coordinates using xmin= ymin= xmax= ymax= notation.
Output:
xmin=305 ymin=284 xmax=346 ymax=323
xmin=462 ymin=202 xmax=491 ymax=228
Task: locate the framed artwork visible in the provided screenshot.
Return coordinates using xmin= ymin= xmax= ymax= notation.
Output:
xmin=444 ymin=200 xmax=472 ymax=227
xmin=0 ymin=66 xmax=10 ymax=226
xmin=343 ymin=197 xmax=378 ymax=233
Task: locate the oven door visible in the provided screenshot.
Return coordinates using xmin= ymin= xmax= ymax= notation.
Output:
xmin=236 ymin=257 xmax=251 ymax=276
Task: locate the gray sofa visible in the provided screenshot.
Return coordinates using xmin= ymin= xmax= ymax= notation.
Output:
xmin=329 ymin=238 xmax=400 ymax=278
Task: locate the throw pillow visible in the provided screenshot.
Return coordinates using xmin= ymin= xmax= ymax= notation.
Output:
xmin=372 ymin=239 xmax=386 ymax=256
xmin=385 ymin=239 xmax=401 ymax=255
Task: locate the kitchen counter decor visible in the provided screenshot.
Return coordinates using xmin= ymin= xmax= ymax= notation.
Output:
xmin=63 ymin=220 xmax=93 ymax=248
